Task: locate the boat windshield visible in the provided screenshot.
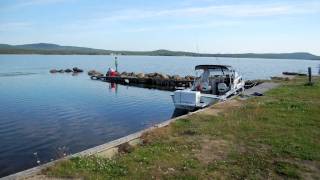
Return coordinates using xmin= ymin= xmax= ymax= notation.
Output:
xmin=192 ymin=68 xmax=235 ymax=94
xmin=195 ymin=69 xmax=233 ymax=78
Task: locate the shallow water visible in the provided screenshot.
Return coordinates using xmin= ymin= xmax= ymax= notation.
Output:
xmin=0 ymin=55 xmax=319 ymax=177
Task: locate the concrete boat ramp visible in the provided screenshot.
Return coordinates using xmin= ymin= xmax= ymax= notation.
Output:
xmin=243 ymin=82 xmax=279 ymax=97
xmin=1 ymin=81 xmax=280 ymax=180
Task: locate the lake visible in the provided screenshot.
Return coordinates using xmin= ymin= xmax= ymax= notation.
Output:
xmin=0 ymin=55 xmax=319 ymax=177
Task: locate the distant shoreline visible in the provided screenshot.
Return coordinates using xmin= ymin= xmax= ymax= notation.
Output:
xmin=1 ymin=53 xmax=320 ymax=61
xmin=1 ymin=43 xmax=320 ymax=60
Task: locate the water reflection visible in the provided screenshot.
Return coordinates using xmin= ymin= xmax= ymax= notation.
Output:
xmin=108 ymin=83 xmax=118 ymax=93
xmin=0 ymin=72 xmax=37 ymax=77
xmin=72 ymin=72 xmax=80 ymax=76
xmin=171 ymin=108 xmax=188 ymax=118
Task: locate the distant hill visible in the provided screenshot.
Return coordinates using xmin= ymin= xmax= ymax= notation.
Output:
xmin=0 ymin=43 xmax=319 ymax=60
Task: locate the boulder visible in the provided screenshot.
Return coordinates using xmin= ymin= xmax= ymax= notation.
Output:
xmin=88 ymin=70 xmax=103 ymax=77
xmin=185 ymin=75 xmax=195 ymax=81
xmin=172 ymin=75 xmax=181 ymax=80
xmin=95 ymin=72 xmax=103 ymax=77
xmin=88 ymin=70 xmax=97 ymax=76
xmin=154 ymin=74 xmax=161 ymax=79
xmin=73 ymin=67 xmax=83 ymax=73
xmin=136 ymin=73 xmax=145 ymax=78
xmin=128 ymin=72 xmax=136 ymax=77
xmin=153 ymin=73 xmax=167 ymax=79
xmin=151 ymin=72 xmax=168 ymax=79
xmin=121 ymin=72 xmax=128 ymax=76
xmin=88 ymin=70 xmax=95 ymax=76
xmin=146 ymin=73 xmax=156 ymax=78
xmin=50 ymin=69 xmax=65 ymax=73
xmin=159 ymin=73 xmax=169 ymax=79
xmin=65 ymin=69 xmax=73 ymax=73
xmin=119 ymin=72 xmax=127 ymax=78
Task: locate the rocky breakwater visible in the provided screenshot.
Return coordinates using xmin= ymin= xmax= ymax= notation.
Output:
xmin=90 ymin=71 xmax=195 ymax=90
xmin=50 ymin=67 xmax=84 ymax=74
xmin=119 ymin=72 xmax=195 ymax=81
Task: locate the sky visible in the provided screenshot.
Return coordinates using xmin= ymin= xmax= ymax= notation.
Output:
xmin=0 ymin=0 xmax=320 ymax=54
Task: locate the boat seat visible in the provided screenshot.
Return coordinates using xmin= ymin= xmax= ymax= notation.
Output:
xmin=218 ymin=83 xmax=228 ymax=93
xmin=209 ymin=78 xmax=217 ymax=95
xmin=201 ymin=82 xmax=211 ymax=93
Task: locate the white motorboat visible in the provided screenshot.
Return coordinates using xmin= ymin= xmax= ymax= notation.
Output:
xmin=171 ymin=65 xmax=245 ymax=110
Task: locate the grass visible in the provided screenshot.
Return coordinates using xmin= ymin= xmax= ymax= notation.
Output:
xmin=44 ymin=77 xmax=320 ymax=179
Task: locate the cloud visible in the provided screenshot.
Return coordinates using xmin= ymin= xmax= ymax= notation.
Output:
xmin=1 ymin=0 xmax=71 ymax=11
xmin=54 ymin=1 xmax=320 ymax=34
xmin=93 ymin=1 xmax=320 ymax=23
xmin=0 ymin=22 xmax=32 ymax=32
xmin=124 ymin=21 xmax=242 ymax=32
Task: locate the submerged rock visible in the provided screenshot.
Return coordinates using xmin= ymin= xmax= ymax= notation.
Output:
xmin=73 ymin=67 xmax=83 ymax=73
xmin=50 ymin=69 xmax=65 ymax=73
xmin=50 ymin=69 xmax=58 ymax=73
xmin=65 ymin=69 xmax=73 ymax=73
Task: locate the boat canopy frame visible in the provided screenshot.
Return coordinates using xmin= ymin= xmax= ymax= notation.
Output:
xmin=195 ymin=65 xmax=233 ymax=71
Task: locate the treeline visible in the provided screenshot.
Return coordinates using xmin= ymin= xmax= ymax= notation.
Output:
xmin=0 ymin=43 xmax=319 ymax=60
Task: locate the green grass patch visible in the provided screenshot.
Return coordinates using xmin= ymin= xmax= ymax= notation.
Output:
xmin=275 ymin=161 xmax=300 ymax=179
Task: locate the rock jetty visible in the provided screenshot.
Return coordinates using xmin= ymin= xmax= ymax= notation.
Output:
xmin=89 ymin=71 xmax=195 ymax=90
xmin=117 ymin=72 xmax=194 ymax=81
xmin=50 ymin=67 xmax=84 ymax=74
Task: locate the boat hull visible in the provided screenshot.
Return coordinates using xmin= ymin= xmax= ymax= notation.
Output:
xmin=171 ymin=90 xmax=218 ymax=110
xmin=171 ymin=84 xmax=244 ymax=110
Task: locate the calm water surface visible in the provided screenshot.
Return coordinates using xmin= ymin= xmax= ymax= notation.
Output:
xmin=0 ymin=55 xmax=319 ymax=177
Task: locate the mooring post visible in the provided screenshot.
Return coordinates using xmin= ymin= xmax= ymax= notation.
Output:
xmin=115 ymin=56 xmax=118 ymax=72
xmin=308 ymin=67 xmax=312 ymax=85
